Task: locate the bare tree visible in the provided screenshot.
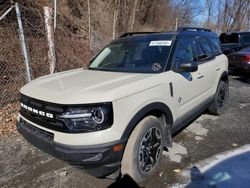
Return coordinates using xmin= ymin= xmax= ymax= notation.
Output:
xmin=215 ymin=0 xmax=222 ymax=33
xmin=248 ymin=1 xmax=250 ymax=30
xmin=112 ymin=0 xmax=121 ymax=39
xmin=206 ymin=0 xmax=213 ymax=28
xmin=130 ymin=0 xmax=139 ymax=31
xmin=87 ymin=0 xmax=92 ymax=51
xmin=175 ymin=0 xmax=201 ymax=26
xmin=229 ymin=0 xmax=249 ymax=31
xmin=220 ymin=0 xmax=249 ymax=32
xmin=124 ymin=0 xmax=127 ymax=31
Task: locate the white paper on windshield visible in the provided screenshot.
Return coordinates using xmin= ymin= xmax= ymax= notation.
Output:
xmin=149 ymin=40 xmax=172 ymax=46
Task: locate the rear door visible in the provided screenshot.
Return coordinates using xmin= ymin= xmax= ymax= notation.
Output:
xmin=210 ymin=37 xmax=226 ymax=83
xmin=195 ymin=37 xmax=216 ymax=94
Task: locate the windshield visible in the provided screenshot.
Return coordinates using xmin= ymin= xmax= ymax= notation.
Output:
xmin=89 ymin=35 xmax=173 ymax=73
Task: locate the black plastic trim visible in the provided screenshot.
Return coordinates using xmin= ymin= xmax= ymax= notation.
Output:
xmin=121 ymin=102 xmax=173 ymax=139
xmin=19 ymin=94 xmax=113 ymax=133
xmin=119 ymin=32 xmax=160 ymax=38
xmin=169 ymin=82 xmax=173 ymax=97
xmin=172 ymin=96 xmax=213 ymax=134
xmin=218 ymin=71 xmax=229 ymax=83
xmin=17 ymin=118 xmax=126 ymax=177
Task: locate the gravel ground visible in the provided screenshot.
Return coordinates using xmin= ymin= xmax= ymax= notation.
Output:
xmin=0 ymin=102 xmax=19 ymax=137
xmin=0 ymin=75 xmax=249 ymax=188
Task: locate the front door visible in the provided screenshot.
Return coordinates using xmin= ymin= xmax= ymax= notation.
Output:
xmin=169 ymin=37 xmax=210 ymax=125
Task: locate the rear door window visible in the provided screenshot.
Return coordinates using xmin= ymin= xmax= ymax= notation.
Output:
xmin=196 ymin=37 xmax=213 ymax=62
xmin=210 ymin=38 xmax=222 ymax=55
xmin=242 ymin=34 xmax=250 ymax=44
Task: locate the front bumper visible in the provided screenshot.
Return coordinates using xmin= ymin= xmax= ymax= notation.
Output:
xmin=17 ymin=118 xmax=126 ymax=177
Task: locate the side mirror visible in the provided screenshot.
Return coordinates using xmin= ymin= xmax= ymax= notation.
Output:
xmin=177 ymin=61 xmax=198 ymax=72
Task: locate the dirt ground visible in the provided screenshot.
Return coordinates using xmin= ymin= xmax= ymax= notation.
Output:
xmin=0 ymin=75 xmax=249 ymax=188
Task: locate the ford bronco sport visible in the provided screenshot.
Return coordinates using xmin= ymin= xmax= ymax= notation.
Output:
xmin=17 ymin=27 xmax=229 ymax=182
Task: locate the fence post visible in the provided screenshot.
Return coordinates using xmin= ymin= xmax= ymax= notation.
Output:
xmin=87 ymin=0 xmax=92 ymax=52
xmin=44 ymin=7 xmax=56 ymax=74
xmin=53 ymin=0 xmax=57 ymax=30
xmin=15 ymin=2 xmax=32 ymax=82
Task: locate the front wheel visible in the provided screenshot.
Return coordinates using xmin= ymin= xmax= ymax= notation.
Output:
xmin=208 ymin=81 xmax=229 ymax=115
xmin=121 ymin=116 xmax=163 ymax=182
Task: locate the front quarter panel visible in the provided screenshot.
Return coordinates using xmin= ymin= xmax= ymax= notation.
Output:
xmin=112 ymin=73 xmax=176 ymax=140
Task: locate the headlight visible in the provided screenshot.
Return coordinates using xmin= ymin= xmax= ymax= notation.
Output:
xmin=58 ymin=103 xmax=113 ymax=133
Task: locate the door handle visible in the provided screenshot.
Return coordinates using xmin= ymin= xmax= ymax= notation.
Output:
xmin=216 ymin=67 xmax=220 ymax=71
xmin=197 ymin=73 xmax=204 ymax=79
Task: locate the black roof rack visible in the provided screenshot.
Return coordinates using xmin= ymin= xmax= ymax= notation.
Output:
xmin=177 ymin=27 xmax=212 ymax=32
xmin=119 ymin=32 xmax=160 ymax=38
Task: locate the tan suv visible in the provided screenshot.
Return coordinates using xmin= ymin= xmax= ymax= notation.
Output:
xmin=17 ymin=27 xmax=229 ymax=182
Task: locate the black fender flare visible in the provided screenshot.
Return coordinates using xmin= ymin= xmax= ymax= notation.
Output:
xmin=215 ymin=71 xmax=229 ymax=92
xmin=219 ymin=71 xmax=229 ymax=83
xmin=121 ymin=102 xmax=173 ymax=146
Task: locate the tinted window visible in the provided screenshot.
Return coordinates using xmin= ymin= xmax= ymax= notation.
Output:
xmin=173 ymin=37 xmax=196 ymax=68
xmin=211 ymin=38 xmax=222 ymax=55
xmin=220 ymin=33 xmax=239 ymax=43
xmin=196 ymin=37 xmax=213 ymax=61
xmin=242 ymin=34 xmax=250 ymax=44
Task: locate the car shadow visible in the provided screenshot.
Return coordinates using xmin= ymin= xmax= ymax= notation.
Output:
xmin=107 ymin=174 xmax=142 ymax=188
xmin=185 ymin=151 xmax=250 ymax=188
xmin=234 ymin=76 xmax=250 ymax=84
xmin=230 ymin=72 xmax=250 ymax=84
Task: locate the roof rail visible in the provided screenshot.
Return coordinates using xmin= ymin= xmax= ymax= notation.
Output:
xmin=119 ymin=32 xmax=160 ymax=38
xmin=177 ymin=27 xmax=212 ymax=32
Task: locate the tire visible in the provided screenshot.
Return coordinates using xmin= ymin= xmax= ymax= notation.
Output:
xmin=121 ymin=116 xmax=163 ymax=182
xmin=208 ymin=81 xmax=229 ymax=115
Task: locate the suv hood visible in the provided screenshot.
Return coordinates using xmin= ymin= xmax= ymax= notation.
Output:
xmin=20 ymin=69 xmax=159 ymax=104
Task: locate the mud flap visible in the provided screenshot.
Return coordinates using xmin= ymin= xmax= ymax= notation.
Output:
xmin=161 ymin=115 xmax=173 ymax=148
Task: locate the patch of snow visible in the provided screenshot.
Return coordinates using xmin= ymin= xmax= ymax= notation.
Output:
xmin=163 ymin=142 xmax=187 ymax=163
xmin=199 ymin=114 xmax=219 ymax=121
xmin=184 ymin=122 xmax=208 ymax=137
xmin=194 ymin=136 xmax=203 ymax=141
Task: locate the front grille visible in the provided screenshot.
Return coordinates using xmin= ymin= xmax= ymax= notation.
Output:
xmin=20 ymin=94 xmax=70 ymax=133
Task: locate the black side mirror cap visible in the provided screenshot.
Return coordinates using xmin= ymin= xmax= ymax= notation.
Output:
xmin=176 ymin=61 xmax=198 ymax=72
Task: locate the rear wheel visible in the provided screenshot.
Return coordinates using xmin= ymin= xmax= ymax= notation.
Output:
xmin=208 ymin=81 xmax=229 ymax=115
xmin=121 ymin=116 xmax=163 ymax=182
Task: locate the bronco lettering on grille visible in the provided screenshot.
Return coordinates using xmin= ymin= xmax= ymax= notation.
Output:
xmin=20 ymin=103 xmax=54 ymax=119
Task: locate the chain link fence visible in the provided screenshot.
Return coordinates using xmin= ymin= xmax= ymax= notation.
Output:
xmin=0 ymin=1 xmax=26 ymax=107
xmin=0 ymin=1 xmax=92 ymax=108
xmin=0 ymin=0 xmax=93 ymax=136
